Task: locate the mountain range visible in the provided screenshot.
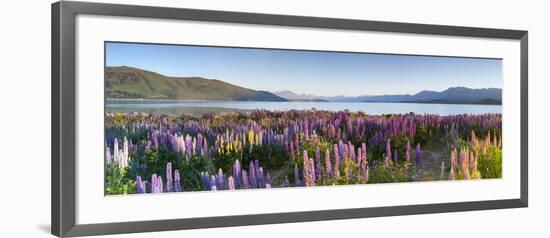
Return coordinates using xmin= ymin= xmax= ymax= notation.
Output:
xmin=274 ymin=87 xmax=502 ymax=105
xmin=106 ymin=66 xmax=501 ymax=105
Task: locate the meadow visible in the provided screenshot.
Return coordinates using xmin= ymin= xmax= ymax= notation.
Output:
xmin=104 ymin=110 xmax=502 ymax=195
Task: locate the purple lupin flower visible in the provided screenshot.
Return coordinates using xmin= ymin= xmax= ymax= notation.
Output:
xmin=136 ymin=176 xmax=145 ymax=194
xmin=197 ymin=133 xmax=203 ymax=155
xmin=151 ymin=174 xmax=158 ymax=193
xmin=184 ymin=135 xmax=193 ymax=160
xmin=290 ymin=142 xmax=295 ymax=161
xmin=415 ymin=143 xmax=421 ymax=165
xmin=333 ymin=144 xmax=340 ymax=178
xmin=315 ymin=147 xmax=322 ymax=180
xmin=200 ymin=172 xmax=209 ymax=190
xmin=157 ymin=176 xmax=163 ymax=193
xmin=386 ymin=138 xmax=392 ymax=160
xmin=174 ymin=169 xmax=182 ymax=192
xmin=242 ymin=170 xmax=250 ymax=189
xmin=165 ymin=162 xmax=173 ymax=192
xmin=249 ymin=161 xmax=257 ymax=188
xmin=202 ymin=137 xmax=208 ymax=156
xmin=325 ymin=149 xmax=332 ymax=178
xmin=254 ymin=160 xmax=261 ymax=186
xmin=294 ymin=164 xmax=301 ymax=186
xmin=258 ymin=167 xmax=264 ymax=188
xmin=233 ymin=160 xmax=241 ymax=189
xmin=357 ymin=147 xmax=362 ymax=177
xmin=152 ymin=133 xmax=159 ymax=150
xmin=216 ymin=168 xmax=225 ymax=190
xmin=228 ymin=176 xmax=235 ymax=190
xmin=393 ymin=149 xmax=398 ymax=165
xmin=405 ymin=140 xmax=411 ymax=163
xmin=338 ymin=140 xmax=345 ymax=159
xmin=210 ymin=175 xmax=217 ymax=191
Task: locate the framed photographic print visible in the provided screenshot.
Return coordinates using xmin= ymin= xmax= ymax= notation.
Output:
xmin=52 ymin=1 xmax=528 ymax=237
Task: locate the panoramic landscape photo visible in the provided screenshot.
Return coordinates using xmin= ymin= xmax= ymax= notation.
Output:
xmin=104 ymin=42 xmax=503 ymax=195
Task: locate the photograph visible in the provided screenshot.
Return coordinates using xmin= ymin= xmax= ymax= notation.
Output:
xmin=104 ymin=42 xmax=503 ymax=195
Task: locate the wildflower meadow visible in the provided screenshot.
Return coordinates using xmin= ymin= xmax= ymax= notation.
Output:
xmin=104 ymin=110 xmax=502 ymax=195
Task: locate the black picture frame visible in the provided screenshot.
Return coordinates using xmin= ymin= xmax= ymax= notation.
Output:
xmin=52 ymin=1 xmax=528 ymax=237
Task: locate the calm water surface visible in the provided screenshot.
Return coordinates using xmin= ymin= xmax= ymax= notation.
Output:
xmin=106 ymin=100 xmax=501 ymax=115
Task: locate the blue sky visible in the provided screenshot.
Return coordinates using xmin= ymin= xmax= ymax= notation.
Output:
xmin=106 ymin=42 xmax=502 ymax=97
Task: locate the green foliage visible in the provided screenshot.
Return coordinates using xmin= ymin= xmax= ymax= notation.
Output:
xmin=105 ymin=164 xmax=136 ymax=195
xmin=175 ymin=157 xmax=210 ymax=191
xmin=414 ymin=124 xmax=441 ymax=149
xmin=367 ymin=141 xmax=385 ymax=164
xmin=368 ymin=161 xmax=413 ymax=184
xmin=478 ymin=145 xmax=502 ymax=179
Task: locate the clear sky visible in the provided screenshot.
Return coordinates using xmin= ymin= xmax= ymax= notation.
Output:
xmin=106 ymin=42 xmax=502 ymax=97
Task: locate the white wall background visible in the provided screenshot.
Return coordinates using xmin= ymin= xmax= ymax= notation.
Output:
xmin=0 ymin=0 xmax=546 ymax=237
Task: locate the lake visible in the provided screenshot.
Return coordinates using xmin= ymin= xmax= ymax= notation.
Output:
xmin=105 ymin=100 xmax=501 ymax=115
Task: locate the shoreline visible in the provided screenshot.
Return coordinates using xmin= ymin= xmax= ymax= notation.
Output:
xmin=106 ymin=98 xmax=501 ymax=106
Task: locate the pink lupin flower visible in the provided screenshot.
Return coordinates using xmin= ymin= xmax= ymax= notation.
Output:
xmin=450 ymin=149 xmax=458 ymax=168
xmin=449 ymin=165 xmax=456 ymax=180
xmin=303 ymin=150 xmax=311 ymax=186
xmin=308 ymin=158 xmax=315 ymax=186
xmin=469 ymin=151 xmax=476 ymax=174
xmin=460 ymin=149 xmax=470 ymax=180
xmin=325 ymin=149 xmax=332 ymax=178
xmin=405 ymin=140 xmax=411 ymax=163
xmin=333 ymin=144 xmax=340 ymax=178
xmin=361 ymin=143 xmax=367 ymax=163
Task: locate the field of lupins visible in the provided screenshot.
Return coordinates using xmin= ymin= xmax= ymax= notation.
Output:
xmin=104 ymin=109 xmax=502 ymax=195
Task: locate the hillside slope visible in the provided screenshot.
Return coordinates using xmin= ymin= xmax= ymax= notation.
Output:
xmin=105 ymin=66 xmax=287 ymax=101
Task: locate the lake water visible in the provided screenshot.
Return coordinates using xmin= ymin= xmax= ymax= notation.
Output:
xmin=106 ymin=100 xmax=501 ymax=115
